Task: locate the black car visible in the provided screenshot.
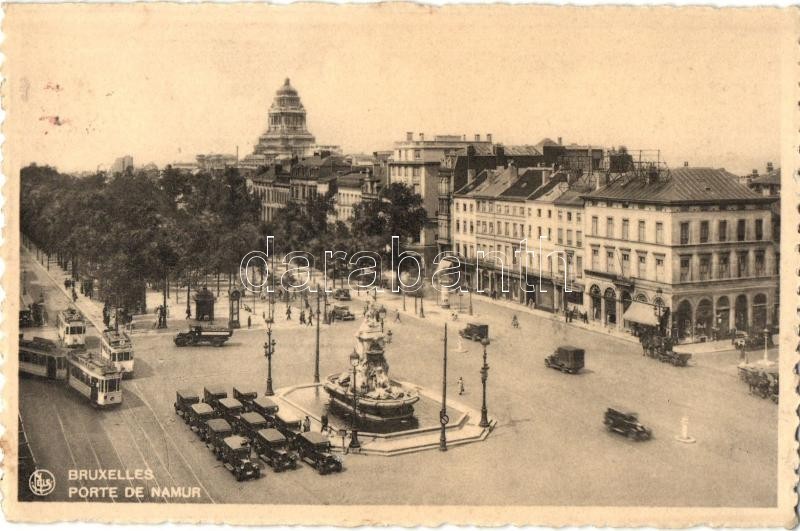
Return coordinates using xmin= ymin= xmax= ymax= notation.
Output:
xmin=221 ymin=435 xmax=261 ymax=481
xmin=294 ymin=432 xmax=342 ymax=474
xmin=232 ymin=387 xmax=258 ymax=411
xmin=332 ymin=288 xmax=351 ymax=301
xmin=205 ymin=418 xmax=234 ymax=457
xmin=174 ymin=325 xmax=233 ymax=347
xmin=273 ymin=411 xmax=303 ymax=442
xmin=188 ymin=403 xmax=216 ymax=437
xmin=216 ymin=397 xmax=245 ymax=427
xmin=545 ymin=346 xmax=585 ymax=374
xmin=331 ymin=305 xmax=355 ymax=321
xmin=237 ymin=411 xmax=269 ymax=440
xmin=251 ymin=396 xmax=279 ymax=422
xmin=253 ymin=428 xmax=298 ymax=472
xmin=174 ymin=389 xmax=200 ymax=420
xmin=603 ymin=408 xmax=652 ymax=441
xmin=459 ymin=322 xmax=489 ymax=342
xmin=202 ymin=386 xmax=228 ymax=409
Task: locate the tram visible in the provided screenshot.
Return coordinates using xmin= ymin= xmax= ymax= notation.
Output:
xmin=66 ymin=350 xmax=123 ymax=407
xmin=100 ymin=329 xmax=135 ymax=377
xmin=19 ymin=335 xmax=68 ymax=380
xmin=57 ymin=308 xmax=86 ymax=348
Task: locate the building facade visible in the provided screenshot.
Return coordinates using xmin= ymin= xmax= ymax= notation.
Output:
xmin=582 ymin=166 xmax=778 ymax=341
xmin=250 ymin=165 xmax=291 ymax=223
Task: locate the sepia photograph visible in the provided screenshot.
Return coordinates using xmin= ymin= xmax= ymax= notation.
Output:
xmin=2 ymin=3 xmax=797 ymax=527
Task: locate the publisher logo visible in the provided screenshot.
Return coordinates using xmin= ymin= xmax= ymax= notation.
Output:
xmin=29 ymin=469 xmax=55 ymax=496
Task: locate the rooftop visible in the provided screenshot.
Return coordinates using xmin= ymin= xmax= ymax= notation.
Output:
xmin=583 ymin=167 xmax=774 ymax=205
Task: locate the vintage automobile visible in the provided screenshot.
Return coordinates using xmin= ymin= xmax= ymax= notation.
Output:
xmin=174 ymin=325 xmax=233 ymax=347
xmin=221 ymin=435 xmax=261 ymax=481
xmin=188 ymin=402 xmax=217 ymax=437
xmin=232 ymin=387 xmax=258 ymax=411
xmin=603 ymin=408 xmax=652 ymax=441
xmin=459 ymin=322 xmax=489 ymax=343
xmin=544 ymin=346 xmax=585 ymax=374
xmin=251 ymin=396 xmax=280 ymax=422
xmin=237 ymin=411 xmax=270 ymax=440
xmin=294 ymin=432 xmax=343 ymax=474
xmin=657 ymin=349 xmax=692 ymax=367
xmin=202 ymin=386 xmax=228 ymax=409
xmin=205 ymin=418 xmax=234 ymax=458
xmin=273 ymin=411 xmax=303 ymax=442
xmin=332 ymin=288 xmax=351 ymax=301
xmin=216 ymin=397 xmax=245 ymax=427
xmin=174 ymin=389 xmax=200 ymax=420
xmin=253 ymin=428 xmax=298 ymax=472
xmin=331 ymin=305 xmax=356 ymax=321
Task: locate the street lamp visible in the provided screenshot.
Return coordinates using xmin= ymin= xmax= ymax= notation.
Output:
xmin=265 ymin=325 xmax=276 ymax=396
xmin=440 ymin=323 xmax=448 ymax=452
xmin=314 ymin=286 xmax=321 ymax=384
xmin=762 ymin=327 xmax=770 ymax=363
xmin=348 ymin=350 xmax=361 ymax=449
xmin=479 ymin=337 xmax=490 ymax=428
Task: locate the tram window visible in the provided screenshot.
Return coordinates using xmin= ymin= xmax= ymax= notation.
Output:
xmin=107 ymin=378 xmax=120 ymax=393
xmin=57 ymin=357 xmax=65 ymax=369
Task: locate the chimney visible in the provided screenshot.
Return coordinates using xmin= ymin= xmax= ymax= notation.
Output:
xmin=494 ymin=145 xmax=506 ymax=169
xmin=557 ymin=137 xmax=563 ymax=145
xmin=684 ymin=161 xmax=689 ymax=167
xmin=475 ymin=134 xmax=481 ymax=142
xmin=767 ymin=162 xmax=774 ymax=173
xmin=419 ymin=133 xmax=425 ymax=141
xmin=406 ymin=131 xmax=413 ymax=141
xmin=487 ymin=133 xmax=493 ymax=144
xmin=508 ymin=161 xmax=518 ymax=181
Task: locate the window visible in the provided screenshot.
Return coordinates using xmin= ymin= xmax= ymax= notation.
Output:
xmin=538 ymin=226 xmax=542 ymax=239
xmin=548 ymin=209 xmax=552 ymax=218
xmin=547 ymin=228 xmax=552 ymax=240
xmin=505 ymin=205 xmax=509 ymax=215
xmin=737 ymin=219 xmax=746 ymax=241
xmin=606 ymin=251 xmax=615 ymax=273
xmin=680 ymin=256 xmax=691 ymax=281
xmin=606 ymin=217 xmax=614 ymax=238
xmin=621 ymin=252 xmax=630 ymax=277
xmin=470 ymin=222 xmax=474 ymax=234
xmin=699 ymin=254 xmax=710 ymax=280
xmin=513 ymin=224 xmax=518 ymax=238
xmin=719 ymin=254 xmax=729 ymax=278
xmin=567 ymin=212 xmax=572 ymax=222
xmin=567 ymin=229 xmax=573 ymax=246
xmin=412 ymin=167 xmax=421 ymax=178
xmin=755 ymin=250 xmax=765 ymax=276
xmin=755 ymin=219 xmax=763 ymax=240
xmin=737 ymin=251 xmax=748 ymax=277
xmin=591 ymin=216 xmax=599 ymax=236
xmin=489 ymin=222 xmax=494 ymax=234
xmin=638 ymin=220 xmax=645 ymax=242
xmin=621 ymin=219 xmax=629 ymax=240
xmin=655 ymin=222 xmax=664 ymax=244
xmin=537 ymin=208 xmax=542 ymax=218
xmin=456 ymin=220 xmax=460 ymax=233
xmin=591 ymin=248 xmax=599 ymax=270
xmin=576 ymin=231 xmax=583 ymax=247
xmin=700 ymin=221 xmax=709 ymax=243
xmin=469 ymin=204 xmax=473 ymax=213
xmin=481 ymin=221 xmax=487 ymax=233
xmin=637 ymin=254 xmax=646 ymax=278
xmin=558 ymin=210 xmax=563 ymax=221
xmin=576 ymin=212 xmax=582 ymax=224
xmin=655 ymin=257 xmax=665 ymax=281
xmin=680 ymin=222 xmax=690 ymax=244
xmin=505 ymin=222 xmax=509 ymax=235
xmin=718 ymin=220 xmax=727 ymax=242
xmin=413 ymin=149 xmax=421 ymax=160
xmin=557 ymin=229 xmax=563 ymax=244
xmin=527 ymin=225 xmax=531 ymax=237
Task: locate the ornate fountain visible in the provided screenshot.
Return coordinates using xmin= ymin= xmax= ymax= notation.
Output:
xmin=324 ymin=304 xmax=419 ymax=426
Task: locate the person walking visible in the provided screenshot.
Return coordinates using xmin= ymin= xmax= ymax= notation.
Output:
xmin=307 ymin=311 xmax=313 ymax=326
xmin=320 ymin=413 xmax=329 ymax=433
xmin=303 ymin=416 xmax=311 ymax=432
xmin=457 ymin=376 xmax=465 ymax=395
xmin=299 ymin=310 xmax=306 ymax=325
xmin=247 ymin=315 xmax=252 ymax=329
xmin=394 ymin=309 xmax=401 ymax=323
xmin=286 ymin=306 xmax=292 ymax=320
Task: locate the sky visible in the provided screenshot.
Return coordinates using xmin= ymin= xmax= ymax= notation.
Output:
xmin=5 ymin=4 xmax=790 ymax=175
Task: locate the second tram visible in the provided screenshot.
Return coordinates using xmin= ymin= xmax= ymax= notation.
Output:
xmin=66 ymin=350 xmax=123 ymax=407
xmin=19 ymin=335 xmax=68 ymax=380
xmin=57 ymin=308 xmax=86 ymax=348
xmin=100 ymin=329 xmax=135 ymax=377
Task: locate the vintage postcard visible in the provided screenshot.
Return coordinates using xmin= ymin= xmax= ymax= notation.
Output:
xmin=1 ymin=2 xmax=798 ymax=527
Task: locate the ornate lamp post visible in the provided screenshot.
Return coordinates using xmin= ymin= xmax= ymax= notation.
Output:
xmin=440 ymin=323 xmax=448 ymax=452
xmin=479 ymin=337 xmax=490 ymax=428
xmin=314 ymin=286 xmax=321 ymax=384
xmin=264 ymin=325 xmax=276 ymax=396
xmin=762 ymin=327 xmax=770 ymax=363
xmin=348 ymin=350 xmax=361 ymax=449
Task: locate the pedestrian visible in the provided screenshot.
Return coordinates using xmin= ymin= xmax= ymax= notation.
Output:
xmin=303 ymin=416 xmax=311 ymax=432
xmin=511 ymin=314 xmax=519 ymax=329
xmin=564 ymin=309 xmax=569 ymax=322
xmin=394 ymin=309 xmax=401 ymax=323
xmin=185 ymin=307 xmax=191 ymax=320
xmin=307 ymin=312 xmax=313 ymax=326
xmin=457 ymin=376 xmax=465 ymax=395
xmin=320 ymin=414 xmax=329 ymax=433
xmin=300 ymin=310 xmax=306 ymax=325
xmin=247 ymin=315 xmax=252 ymax=329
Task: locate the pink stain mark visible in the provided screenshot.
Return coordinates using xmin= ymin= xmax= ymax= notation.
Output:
xmin=44 ymin=82 xmax=63 ymax=92
xmin=39 ymin=115 xmax=67 ymax=126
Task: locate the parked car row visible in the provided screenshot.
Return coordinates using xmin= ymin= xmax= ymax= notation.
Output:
xmin=174 ymin=386 xmax=343 ymax=479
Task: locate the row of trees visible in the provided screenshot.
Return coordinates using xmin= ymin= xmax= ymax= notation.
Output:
xmin=20 ymin=163 xmax=426 ymax=313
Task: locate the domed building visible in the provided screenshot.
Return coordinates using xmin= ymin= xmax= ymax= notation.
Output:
xmin=252 ymin=78 xmax=316 ymax=162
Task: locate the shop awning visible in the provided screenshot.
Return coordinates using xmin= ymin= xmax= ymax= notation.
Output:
xmin=622 ymin=301 xmax=659 ymax=326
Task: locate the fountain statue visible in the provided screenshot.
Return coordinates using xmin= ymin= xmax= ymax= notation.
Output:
xmin=324 ymin=303 xmax=419 ymax=426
